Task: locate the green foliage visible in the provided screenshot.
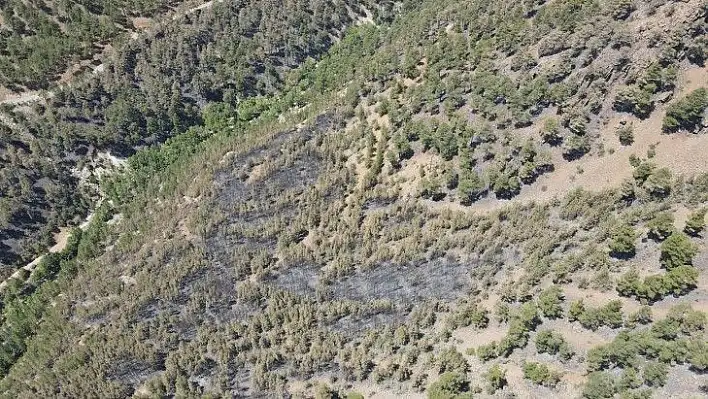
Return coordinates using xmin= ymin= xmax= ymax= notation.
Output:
xmin=684 ymin=208 xmax=707 ymax=236
xmin=492 ymin=173 xmax=521 ymax=199
xmin=663 ymin=88 xmax=708 ymax=132
xmin=2 ymin=0 xmax=708 ymax=396
xmin=427 ymin=372 xmax=473 ymax=399
xmin=614 ymin=86 xmax=652 ymax=118
xmin=522 ymin=361 xmax=561 ymax=387
xmin=538 ymin=285 xmax=565 ymax=319
xmin=540 ymin=117 xmax=562 ymax=145
xmin=568 ymin=299 xmax=586 ymax=322
xmin=583 ymin=372 xmax=616 ymax=399
xmin=616 ymin=123 xmax=634 ymax=146
xmin=644 ymin=167 xmax=672 ymax=198
xmin=646 ymin=212 xmax=675 ymax=241
xmin=476 ymin=342 xmax=498 ymax=362
xmin=562 ymin=134 xmax=591 ymax=160
xmin=535 ymin=330 xmax=574 ymax=360
xmin=609 ymin=223 xmax=637 ymax=258
xmin=617 ymin=265 xmax=699 ymax=303
xmin=632 ymin=160 xmax=655 ymax=184
xmin=642 ymin=361 xmax=668 ymax=387
xmin=626 ymin=306 xmax=653 ymax=328
xmin=448 ymin=304 xmax=489 ymax=329
xmin=660 ymin=232 xmax=698 ymax=269
xmin=436 ymin=348 xmax=469 ymax=374
xmin=457 ymin=171 xmax=486 ymax=205
xmin=0 ymin=220 xmax=101 ymax=376
xmin=572 ymin=300 xmax=624 ymax=331
xmin=483 ymin=364 xmax=506 ymax=394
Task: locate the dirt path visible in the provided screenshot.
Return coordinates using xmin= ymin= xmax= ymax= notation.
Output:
xmin=0 ymin=91 xmax=42 ymax=105
xmin=179 ymin=0 xmax=224 ymax=18
xmin=0 ymin=212 xmax=95 ymax=293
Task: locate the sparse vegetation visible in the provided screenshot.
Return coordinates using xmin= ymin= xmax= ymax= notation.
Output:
xmin=0 ymin=0 xmax=706 ymax=398
xmin=523 ymin=361 xmax=561 ymax=388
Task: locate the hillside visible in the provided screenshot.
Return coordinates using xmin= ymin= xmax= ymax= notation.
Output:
xmin=1 ymin=0 xmax=708 ymax=398
xmin=0 ymin=0 xmax=389 ymax=271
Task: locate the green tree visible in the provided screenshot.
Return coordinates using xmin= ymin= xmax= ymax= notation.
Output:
xmin=536 ymin=330 xmax=574 ymax=360
xmin=436 ymin=347 xmax=469 ymax=374
xmin=609 ymin=223 xmax=637 ymax=258
xmin=616 ymin=123 xmax=634 ymax=145
xmin=632 ymin=160 xmax=655 ymax=184
xmin=583 ymin=372 xmax=616 ymax=399
xmin=614 ymin=85 xmax=652 ymax=118
xmin=660 ymin=232 xmax=698 ymax=269
xmin=540 ymin=117 xmax=562 ymax=145
xmin=427 ymin=372 xmax=473 ymax=399
xmin=457 ymin=170 xmax=485 ymax=205
xmin=684 ymin=208 xmax=706 ymax=236
xmin=642 ymin=362 xmax=668 ymax=387
xmin=646 ymin=212 xmax=675 ymax=241
xmin=644 ymin=167 xmax=672 ymax=198
xmin=663 ymin=88 xmax=708 ymax=132
xmin=568 ymin=299 xmax=585 ymax=322
xmin=538 ymin=285 xmax=565 ymax=319
xmin=522 ymin=362 xmax=561 ymax=387
xmin=484 ymin=364 xmax=507 ymax=394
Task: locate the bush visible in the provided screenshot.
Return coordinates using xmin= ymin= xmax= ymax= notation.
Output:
xmin=662 ymin=88 xmax=708 ymax=132
xmin=427 ymin=372 xmax=473 ymax=399
xmin=616 ymin=123 xmax=634 ymax=145
xmin=614 ymin=86 xmax=652 ymax=118
xmin=538 ymin=285 xmax=565 ymax=319
xmin=476 ymin=342 xmax=498 ymax=361
xmin=575 ymin=300 xmax=624 ymax=331
xmin=609 ymin=223 xmax=637 ymax=258
xmin=616 ymin=266 xmax=699 ymax=302
xmin=642 ymin=362 xmax=668 ymax=387
xmin=632 ymin=160 xmax=655 ymax=184
xmin=522 ymin=362 xmax=561 ymax=387
xmin=484 ymin=365 xmax=507 ymax=394
xmin=568 ymin=299 xmax=586 ymax=322
xmin=684 ymin=208 xmax=706 ymax=236
xmin=626 ymin=306 xmax=652 ymax=328
xmin=689 ymin=339 xmax=708 ymax=372
xmin=583 ymin=372 xmax=616 ymax=399
xmin=535 ymin=330 xmax=574 ymax=360
xmin=540 ymin=117 xmax=562 ymax=145
xmin=660 ymin=232 xmax=698 ymax=269
xmin=644 ymin=167 xmax=672 ymax=198
xmin=618 ymin=368 xmax=642 ymax=391
xmin=436 ymin=347 xmax=469 ymax=374
xmin=646 ymin=212 xmax=675 ymax=241
xmin=448 ymin=304 xmax=489 ymax=329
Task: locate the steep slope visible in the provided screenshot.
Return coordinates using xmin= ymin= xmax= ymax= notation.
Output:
xmin=1 ymin=0 xmax=708 ymax=398
xmin=0 ymin=0 xmax=390 ymax=272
